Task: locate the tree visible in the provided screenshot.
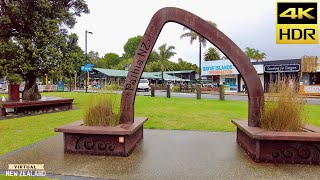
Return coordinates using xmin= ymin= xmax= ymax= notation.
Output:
xmin=94 ymin=53 xmax=120 ymax=69
xmin=113 ymin=58 xmax=133 ymax=70
xmin=123 ymin=35 xmax=142 ymax=58
xmin=177 ymin=58 xmax=198 ymax=72
xmin=0 ymin=0 xmax=89 ymax=100
xmin=158 ymin=44 xmax=176 ymax=83
xmin=148 ymin=51 xmax=160 ymax=62
xmin=180 ymin=20 xmax=217 ymax=79
xmin=254 ymin=50 xmax=267 ymax=62
xmin=87 ymin=51 xmax=100 ymax=65
xmin=61 ymin=33 xmax=86 ymax=84
xmin=244 ymin=47 xmax=267 ymax=62
xmin=204 ymin=47 xmax=221 ymax=61
xmin=145 ymin=61 xmax=162 ymax=72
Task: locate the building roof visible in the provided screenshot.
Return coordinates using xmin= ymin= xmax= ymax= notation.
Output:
xmin=94 ymin=68 xmax=128 ymax=77
xmin=145 ymin=72 xmax=184 ymax=81
xmin=251 ymin=59 xmax=301 ymax=65
xmin=163 ymin=70 xmax=196 ymax=74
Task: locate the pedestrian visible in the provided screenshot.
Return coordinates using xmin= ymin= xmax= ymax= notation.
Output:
xmin=242 ymin=84 xmax=246 ymax=93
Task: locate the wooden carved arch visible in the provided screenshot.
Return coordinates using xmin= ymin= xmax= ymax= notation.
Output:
xmin=120 ymin=7 xmax=264 ymax=127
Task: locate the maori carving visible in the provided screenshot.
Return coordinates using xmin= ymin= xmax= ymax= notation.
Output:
xmin=271 ymin=144 xmax=320 ymax=162
xmin=76 ymin=137 xmax=115 ymax=152
xmin=120 ymin=7 xmax=264 ymax=127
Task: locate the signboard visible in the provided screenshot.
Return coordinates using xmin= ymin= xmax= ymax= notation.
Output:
xmin=300 ymin=85 xmax=320 ymax=95
xmin=264 ymin=64 xmax=300 ymax=73
xmin=201 ymin=60 xmax=263 ymax=76
xmin=304 ymin=85 xmax=320 ymax=93
xmin=81 ymin=66 xmax=92 ymax=71
xmin=57 ymin=81 xmax=64 ymax=92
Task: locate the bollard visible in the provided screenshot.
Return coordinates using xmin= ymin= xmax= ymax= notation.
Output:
xmin=196 ymin=84 xmax=201 ymax=99
xmin=219 ymin=84 xmax=225 ymax=100
xmin=166 ymin=84 xmax=171 ymax=98
xmin=151 ymin=84 xmax=155 ymax=97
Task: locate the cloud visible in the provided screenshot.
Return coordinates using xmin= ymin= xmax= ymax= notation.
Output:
xmin=71 ymin=0 xmax=320 ymax=65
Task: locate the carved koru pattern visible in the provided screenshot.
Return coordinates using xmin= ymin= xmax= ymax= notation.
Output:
xmin=271 ymin=144 xmax=320 ymax=161
xmin=76 ymin=137 xmax=115 ymax=152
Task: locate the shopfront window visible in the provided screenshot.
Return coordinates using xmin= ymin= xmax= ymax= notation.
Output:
xmin=310 ymin=73 xmax=320 ymax=85
xmin=225 ymin=78 xmax=237 ymax=91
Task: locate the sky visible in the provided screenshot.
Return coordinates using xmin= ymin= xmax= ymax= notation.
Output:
xmin=71 ymin=0 xmax=320 ymax=66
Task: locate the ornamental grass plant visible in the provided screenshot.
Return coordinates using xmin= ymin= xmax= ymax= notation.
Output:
xmin=260 ymin=76 xmax=306 ymax=132
xmin=83 ymin=88 xmax=120 ymax=126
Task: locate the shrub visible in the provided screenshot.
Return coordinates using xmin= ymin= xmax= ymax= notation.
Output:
xmin=83 ymin=90 xmax=120 ymax=126
xmin=105 ymin=84 xmax=122 ymax=91
xmin=260 ymin=77 xmax=306 ymax=132
xmin=172 ymin=86 xmax=179 ymax=92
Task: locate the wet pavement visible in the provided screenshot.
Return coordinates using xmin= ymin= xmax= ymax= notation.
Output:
xmin=1 ymin=129 xmax=320 ymax=179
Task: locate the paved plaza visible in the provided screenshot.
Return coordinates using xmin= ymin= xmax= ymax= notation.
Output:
xmin=1 ymin=129 xmax=320 ymax=179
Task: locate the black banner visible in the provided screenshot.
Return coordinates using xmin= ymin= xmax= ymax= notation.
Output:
xmin=264 ymin=64 xmax=300 ymax=73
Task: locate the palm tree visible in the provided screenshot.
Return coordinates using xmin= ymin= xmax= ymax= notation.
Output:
xmin=244 ymin=47 xmax=256 ymax=61
xmin=244 ymin=47 xmax=267 ymax=62
xmin=180 ymin=20 xmax=217 ymax=79
xmin=204 ymin=47 xmax=221 ymax=61
xmin=158 ymin=44 xmax=176 ymax=84
xmin=254 ymin=50 xmax=266 ymax=62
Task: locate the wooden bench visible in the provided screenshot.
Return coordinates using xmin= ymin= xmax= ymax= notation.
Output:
xmin=0 ymin=96 xmax=74 ymax=117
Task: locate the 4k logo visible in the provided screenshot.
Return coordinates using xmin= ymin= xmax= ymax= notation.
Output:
xmin=276 ymin=2 xmax=318 ymax=44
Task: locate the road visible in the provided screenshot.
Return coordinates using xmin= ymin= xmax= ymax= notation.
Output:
xmin=133 ymin=90 xmax=320 ymax=104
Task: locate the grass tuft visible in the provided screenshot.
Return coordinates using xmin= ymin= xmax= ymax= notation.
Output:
xmin=83 ymin=89 xmax=120 ymax=126
xmin=260 ymin=76 xmax=306 ymax=132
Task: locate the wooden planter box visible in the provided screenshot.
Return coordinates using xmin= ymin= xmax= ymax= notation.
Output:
xmin=232 ymin=120 xmax=320 ymax=164
xmin=8 ymin=84 xmax=20 ymax=101
xmin=55 ymin=117 xmax=148 ymax=156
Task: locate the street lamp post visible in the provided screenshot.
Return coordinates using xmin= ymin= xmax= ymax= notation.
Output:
xmin=85 ymin=30 xmax=93 ymax=93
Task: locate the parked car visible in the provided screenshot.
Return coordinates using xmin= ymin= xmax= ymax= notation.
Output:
xmin=138 ymin=79 xmax=150 ymax=92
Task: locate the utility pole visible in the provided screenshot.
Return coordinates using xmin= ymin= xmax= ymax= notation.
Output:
xmin=85 ymin=30 xmax=93 ymax=93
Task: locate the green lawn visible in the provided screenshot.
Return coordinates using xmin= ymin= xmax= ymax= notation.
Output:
xmin=0 ymin=92 xmax=319 ymax=156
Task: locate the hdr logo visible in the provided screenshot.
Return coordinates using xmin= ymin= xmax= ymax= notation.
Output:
xmin=276 ymin=2 xmax=318 ymax=44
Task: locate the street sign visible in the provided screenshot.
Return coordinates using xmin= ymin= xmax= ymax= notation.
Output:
xmin=81 ymin=66 xmax=92 ymax=71
xmin=86 ymin=63 xmax=94 ymax=67
xmin=57 ymin=81 xmax=65 ymax=92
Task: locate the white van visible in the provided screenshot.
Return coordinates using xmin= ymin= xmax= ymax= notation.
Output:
xmin=138 ymin=79 xmax=150 ymax=92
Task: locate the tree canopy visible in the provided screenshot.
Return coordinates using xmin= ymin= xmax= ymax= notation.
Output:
xmin=96 ymin=53 xmax=120 ymax=69
xmin=92 ymin=35 xmax=199 ymax=73
xmin=244 ymin=47 xmax=267 ymax=62
xmin=204 ymin=47 xmax=221 ymax=61
xmin=122 ymin=35 xmax=142 ymax=58
xmin=0 ymin=0 xmax=89 ymax=99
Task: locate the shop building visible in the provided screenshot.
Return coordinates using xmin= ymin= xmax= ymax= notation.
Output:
xmin=252 ymin=59 xmax=301 ymax=91
xmin=78 ymin=68 xmax=195 ymax=88
xmin=201 ymin=59 xmax=304 ymax=93
xmin=201 ymin=60 xmax=264 ymax=92
xmin=299 ymin=56 xmax=320 ymax=95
